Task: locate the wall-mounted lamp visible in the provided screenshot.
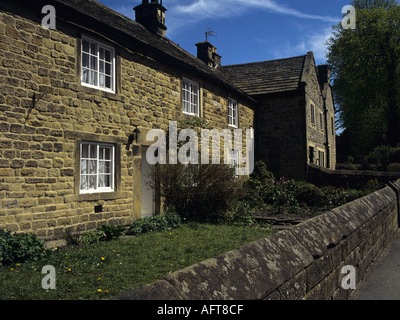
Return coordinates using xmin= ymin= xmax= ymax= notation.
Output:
xmin=126 ymin=126 xmax=141 ymax=150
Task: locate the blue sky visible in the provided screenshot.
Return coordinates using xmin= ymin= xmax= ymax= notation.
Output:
xmin=98 ymin=0 xmax=351 ymax=66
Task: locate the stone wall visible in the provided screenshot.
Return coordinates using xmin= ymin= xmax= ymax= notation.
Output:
xmin=112 ymin=180 xmax=400 ymax=300
xmin=307 ymin=163 xmax=400 ymax=188
xmin=0 ymin=2 xmax=254 ymax=239
xmin=303 ymin=53 xmax=336 ymax=171
xmin=255 ymin=91 xmax=307 ymax=180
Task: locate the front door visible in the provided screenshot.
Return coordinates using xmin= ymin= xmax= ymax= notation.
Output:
xmin=141 ymin=148 xmax=155 ymax=218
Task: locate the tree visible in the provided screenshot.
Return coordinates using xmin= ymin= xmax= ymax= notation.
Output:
xmin=327 ymin=1 xmax=400 ymax=157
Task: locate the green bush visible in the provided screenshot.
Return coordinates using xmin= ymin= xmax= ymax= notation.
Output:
xmin=0 ymin=229 xmax=47 ymax=266
xmin=155 ymin=163 xmax=245 ymax=222
xmin=81 ymin=230 xmax=102 ymax=245
xmin=79 ymin=224 xmax=125 ymax=246
xmin=98 ymin=224 xmax=125 ymax=242
xmin=126 ymin=213 xmax=182 ymax=236
xmin=364 ymin=145 xmax=400 ymax=171
xmin=295 ymin=184 xmax=320 ymax=206
xmin=222 ymin=201 xmax=256 ymax=226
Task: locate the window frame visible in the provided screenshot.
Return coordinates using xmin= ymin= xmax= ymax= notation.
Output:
xmin=182 ymin=77 xmax=200 ymax=117
xmin=81 ymin=35 xmax=116 ymax=93
xmin=228 ymin=97 xmax=238 ymax=128
xmin=320 ymin=112 xmax=324 ymax=131
xmin=318 ymin=150 xmax=325 ymax=168
xmin=228 ymin=148 xmax=240 ymax=176
xmin=79 ymin=141 xmax=115 ymax=194
xmin=310 ymin=104 xmax=316 ymax=127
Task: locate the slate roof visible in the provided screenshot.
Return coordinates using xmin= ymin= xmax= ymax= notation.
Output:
xmin=220 ymin=55 xmax=307 ymax=96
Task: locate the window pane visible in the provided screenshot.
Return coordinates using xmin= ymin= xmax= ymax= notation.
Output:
xmin=99 ymin=74 xmax=105 ymax=87
xmin=82 ymin=144 xmax=89 ymax=158
xmin=90 ymin=43 xmax=96 ymax=55
xmin=104 ymin=148 xmax=111 ymax=160
xmin=99 ymin=161 xmax=111 ymax=174
xmin=82 ymin=69 xmax=89 ymax=84
xmin=99 ymin=47 xmax=104 ymax=60
xmin=99 ymin=60 xmax=104 ymax=73
xmin=88 ymin=175 xmax=95 ymax=189
xmin=82 ymin=40 xmax=89 ymax=53
xmin=82 ymin=53 xmax=89 ymax=68
xmin=104 ymin=174 xmax=110 ymax=187
xmin=89 ymin=71 xmax=97 ymax=86
xmin=90 ymin=56 xmax=97 ymax=70
xmin=88 ymin=160 xmax=96 ymax=174
xmin=89 ymin=144 xmax=97 ymax=159
xmin=98 ymin=174 xmax=105 ymax=188
xmin=81 ymin=160 xmax=87 ymax=174
xmin=105 ymin=63 xmax=111 ymax=75
xmin=80 ymin=175 xmax=87 ymax=190
xmin=105 ymin=76 xmax=111 ymax=89
xmin=105 ymin=50 xmax=111 ymax=62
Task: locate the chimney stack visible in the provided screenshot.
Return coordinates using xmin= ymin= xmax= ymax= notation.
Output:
xmin=134 ymin=0 xmax=167 ymax=37
xmin=195 ymin=41 xmax=221 ymax=68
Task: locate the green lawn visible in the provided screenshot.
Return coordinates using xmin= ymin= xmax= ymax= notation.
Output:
xmin=0 ymin=223 xmax=274 ymax=300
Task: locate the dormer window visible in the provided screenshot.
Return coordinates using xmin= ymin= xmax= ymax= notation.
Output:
xmin=81 ymin=36 xmax=115 ymax=93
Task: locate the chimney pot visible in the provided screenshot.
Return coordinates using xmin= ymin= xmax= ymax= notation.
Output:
xmin=196 ymin=41 xmax=221 ymax=68
xmin=134 ymin=0 xmax=167 ymax=37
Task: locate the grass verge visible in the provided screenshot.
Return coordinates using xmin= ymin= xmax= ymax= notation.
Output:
xmin=0 ymin=222 xmax=274 ymax=300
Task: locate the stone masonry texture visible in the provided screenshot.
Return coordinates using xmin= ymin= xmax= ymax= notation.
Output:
xmin=0 ymin=1 xmax=254 ymax=239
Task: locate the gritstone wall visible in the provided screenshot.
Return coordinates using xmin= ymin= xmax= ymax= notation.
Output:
xmin=112 ymin=179 xmax=400 ymax=300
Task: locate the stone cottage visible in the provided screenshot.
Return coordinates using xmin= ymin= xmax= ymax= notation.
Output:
xmin=0 ymin=0 xmax=335 ymax=239
xmin=0 ymin=0 xmax=255 ymax=238
xmin=221 ymin=54 xmax=336 ymax=180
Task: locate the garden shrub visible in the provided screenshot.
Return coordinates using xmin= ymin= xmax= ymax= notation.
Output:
xmin=98 ymin=224 xmax=125 ymax=242
xmin=222 ymin=201 xmax=256 ymax=226
xmin=295 ymin=183 xmax=320 ymax=206
xmin=79 ymin=224 xmax=125 ymax=246
xmin=364 ymin=145 xmax=400 ymax=171
xmin=155 ymin=163 xmax=245 ymax=222
xmin=126 ymin=213 xmax=182 ymax=236
xmin=0 ymin=229 xmax=47 ymax=266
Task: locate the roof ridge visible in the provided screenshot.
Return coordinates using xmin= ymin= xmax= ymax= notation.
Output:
xmin=221 ymin=54 xmax=307 ymax=69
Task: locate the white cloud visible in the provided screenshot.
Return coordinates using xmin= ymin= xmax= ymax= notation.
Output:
xmin=172 ymin=0 xmax=338 ymax=23
xmin=268 ymin=27 xmax=334 ymax=63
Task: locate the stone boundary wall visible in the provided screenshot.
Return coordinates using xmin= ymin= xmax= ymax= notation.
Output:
xmin=307 ymin=163 xmax=400 ymax=188
xmin=112 ymin=179 xmax=400 ymax=300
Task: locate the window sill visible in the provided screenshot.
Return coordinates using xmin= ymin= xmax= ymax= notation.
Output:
xmin=69 ymin=83 xmax=125 ymax=102
xmin=75 ymin=191 xmax=124 ymax=202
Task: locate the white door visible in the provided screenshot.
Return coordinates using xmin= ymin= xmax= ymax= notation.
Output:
xmin=141 ymin=148 xmax=155 ymax=218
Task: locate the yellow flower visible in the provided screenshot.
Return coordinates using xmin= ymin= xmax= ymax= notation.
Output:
xmin=67 ymin=268 xmax=72 ymax=272
xmin=101 ymin=257 xmax=105 ymax=261
xmin=10 ymin=268 xmax=14 ymax=271
xmin=105 ymin=290 xmax=109 ymax=293
xmin=98 ymin=278 xmax=102 ymax=281
xmin=97 ymin=289 xmax=102 ymax=292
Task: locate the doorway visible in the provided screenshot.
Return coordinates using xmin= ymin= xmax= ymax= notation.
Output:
xmin=141 ymin=148 xmax=155 ymax=218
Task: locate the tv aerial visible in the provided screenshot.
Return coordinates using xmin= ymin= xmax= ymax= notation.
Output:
xmin=205 ymin=28 xmax=217 ymax=42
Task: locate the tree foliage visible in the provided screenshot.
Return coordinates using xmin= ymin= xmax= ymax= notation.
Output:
xmin=327 ymin=0 xmax=400 ymax=157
